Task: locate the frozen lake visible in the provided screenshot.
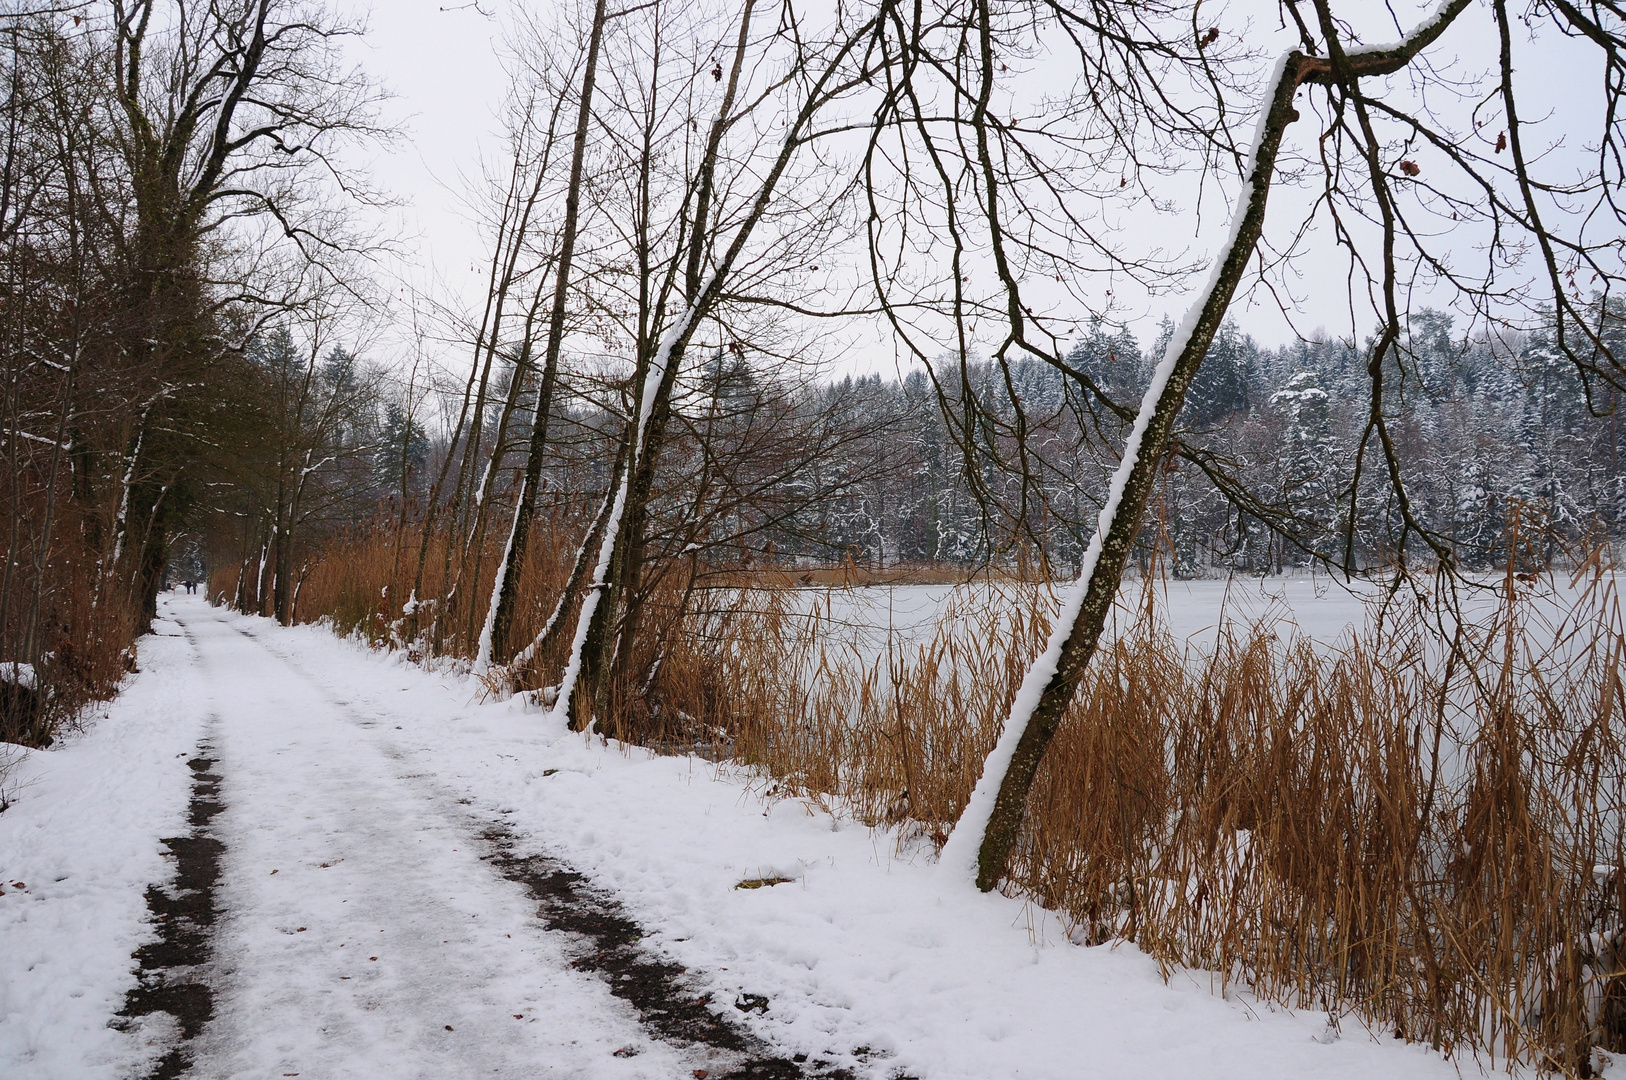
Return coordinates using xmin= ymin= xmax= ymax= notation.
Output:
xmin=763 ymin=569 xmax=1619 ymax=663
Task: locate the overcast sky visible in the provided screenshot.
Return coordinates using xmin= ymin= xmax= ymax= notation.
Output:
xmin=340 ymin=0 xmax=1603 ymax=376
xmin=340 ymin=2 xmax=512 ymax=330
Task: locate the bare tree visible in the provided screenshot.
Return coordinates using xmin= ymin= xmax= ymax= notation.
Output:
xmin=480 ymin=0 xmax=611 ymax=670
xmin=919 ymin=0 xmax=1626 ymax=890
xmin=533 ymin=0 xmax=887 ymax=728
xmin=102 ymin=0 xmax=384 ymax=627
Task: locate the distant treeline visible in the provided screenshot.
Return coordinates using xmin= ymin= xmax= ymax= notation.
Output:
xmin=204 ymin=304 xmax=1626 ymax=624
xmin=667 ymin=308 xmax=1626 ymax=577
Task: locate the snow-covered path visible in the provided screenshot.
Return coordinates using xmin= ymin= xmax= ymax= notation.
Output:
xmin=4 ymin=593 xmax=1510 ymax=1080
xmin=164 ymin=602 xmax=713 ymax=1079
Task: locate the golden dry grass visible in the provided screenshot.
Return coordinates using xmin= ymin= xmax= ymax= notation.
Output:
xmin=223 ymin=518 xmax=581 ymax=679
xmin=690 ymin=569 xmax=1626 ymax=1075
xmin=282 ymin=523 xmax=1626 ymax=1075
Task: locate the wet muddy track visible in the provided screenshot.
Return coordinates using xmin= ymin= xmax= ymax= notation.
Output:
xmin=116 ymin=745 xmax=224 ymax=1080
xmin=128 ymin=620 xmax=860 ymax=1079
xmin=481 ymin=824 xmax=857 ymax=1080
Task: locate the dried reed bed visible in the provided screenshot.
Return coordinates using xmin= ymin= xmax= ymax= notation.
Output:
xmin=241 ymin=514 xmax=783 ymax=732
xmin=229 ymin=519 xmax=580 ymax=678
xmin=700 ymin=570 xmax=1626 ymax=1075
xmin=281 ymin=524 xmax=1625 ymax=1073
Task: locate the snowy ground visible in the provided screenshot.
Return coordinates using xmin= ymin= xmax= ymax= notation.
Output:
xmin=0 ymin=591 xmax=1560 ymax=1078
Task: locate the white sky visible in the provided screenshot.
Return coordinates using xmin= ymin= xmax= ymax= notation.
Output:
xmin=342 ymin=1 xmax=513 ymax=330
xmin=342 ymin=0 xmax=1605 ymax=377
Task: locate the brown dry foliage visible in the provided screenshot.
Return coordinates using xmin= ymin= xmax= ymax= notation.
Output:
xmin=212 ymin=518 xmax=579 ymax=680
xmin=0 ymin=544 xmax=139 ymax=748
xmin=283 ymin=524 xmax=1626 ymax=1075
xmin=699 ymin=570 xmax=1626 ymax=1075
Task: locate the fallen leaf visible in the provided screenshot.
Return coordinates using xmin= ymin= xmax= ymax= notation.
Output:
xmin=445 ymin=1025 xmax=454 ymax=1031
xmin=513 ymin=1014 xmax=523 ymax=1019
xmin=369 ymin=956 xmax=378 ymax=961
xmin=270 ymin=869 xmax=278 ymax=875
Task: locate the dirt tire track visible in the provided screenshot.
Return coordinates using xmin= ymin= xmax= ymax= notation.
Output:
xmin=228 ymin=621 xmax=854 ymax=1078
xmin=115 ymin=744 xmax=224 ymax=1080
xmin=481 ymin=824 xmax=855 ymax=1080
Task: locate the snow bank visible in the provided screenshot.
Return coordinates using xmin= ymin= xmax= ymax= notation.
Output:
xmin=0 ymin=615 xmax=210 ymax=1079
xmin=1 ymin=662 xmax=36 ymax=690
xmin=248 ymin=606 xmax=1477 ymax=1080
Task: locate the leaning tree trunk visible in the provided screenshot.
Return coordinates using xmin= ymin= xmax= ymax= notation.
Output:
xmin=505 ymin=445 xmax=628 ymax=681
xmin=480 ymin=0 xmax=610 ymax=671
xmin=939 ymin=0 xmax=1473 ymax=891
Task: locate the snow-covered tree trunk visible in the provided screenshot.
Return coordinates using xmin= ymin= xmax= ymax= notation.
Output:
xmin=940 ymin=0 xmax=1472 ymax=891
xmin=506 ymin=450 xmax=625 ymax=678
xmin=548 ymin=307 xmax=700 ymax=725
xmin=478 ymin=0 xmax=609 ymax=674
xmin=546 ymin=7 xmax=879 ymax=727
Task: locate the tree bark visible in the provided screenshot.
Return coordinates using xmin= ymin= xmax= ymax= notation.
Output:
xmin=484 ymin=0 xmax=609 ymax=669
xmin=943 ymin=0 xmax=1474 ymax=891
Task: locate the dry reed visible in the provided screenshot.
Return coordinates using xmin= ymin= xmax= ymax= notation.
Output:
xmin=217 ymin=516 xmax=582 ymax=680
xmin=697 ymin=568 xmax=1626 ymax=1075
xmin=284 ymin=522 xmax=1626 ymax=1074
xmin=0 ymin=545 xmax=138 ymax=748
